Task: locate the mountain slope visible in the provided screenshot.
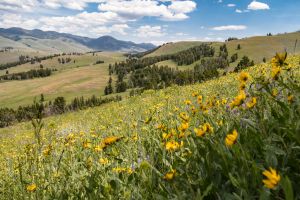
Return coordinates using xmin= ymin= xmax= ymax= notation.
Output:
xmin=145 ymin=32 xmax=300 ymax=64
xmin=0 ymin=27 xmax=156 ymax=52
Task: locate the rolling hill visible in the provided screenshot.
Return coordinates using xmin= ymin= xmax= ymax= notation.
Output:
xmin=145 ymin=32 xmax=300 ymax=66
xmin=0 ymin=27 xmax=156 ymax=53
xmin=0 ymin=52 xmax=126 ymax=108
xmin=1 ymin=31 xmax=299 ymax=109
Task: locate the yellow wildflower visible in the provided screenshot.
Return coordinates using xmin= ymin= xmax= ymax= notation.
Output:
xmin=197 ymin=95 xmax=203 ymax=104
xmin=192 ymin=92 xmax=199 ymax=97
xmin=287 ymin=95 xmax=294 ymax=103
xmin=239 ymin=72 xmax=250 ymax=83
xmin=184 ymin=100 xmax=192 ymax=105
xmin=230 ymin=91 xmax=246 ymax=108
xmin=174 ymin=106 xmax=179 ymax=112
xmin=191 ymin=106 xmax=197 ymax=115
xmin=99 ymin=158 xmax=109 ymax=165
xmin=112 ymin=167 xmax=133 ymax=174
xmin=26 ymin=184 xmax=37 ymax=192
xmin=42 ymin=145 xmax=52 ymax=156
xmin=165 ymin=140 xmax=183 ymax=151
xmin=83 ymin=141 xmax=92 ymax=149
xmin=217 ymin=120 xmax=223 ymax=126
xmin=178 ymin=122 xmax=189 ymax=133
xmin=145 ymin=117 xmax=152 ymax=124
xmin=262 ymin=168 xmax=280 ymax=189
xmin=164 ymin=169 xmax=176 ymax=180
xmin=272 ymin=88 xmax=279 ymax=97
xmin=94 ymin=144 xmax=105 ymax=152
xmin=103 ymin=136 xmax=123 ymax=145
xmin=271 ymin=52 xmax=287 ymax=67
xmin=132 ymin=134 xmax=138 ymax=141
xmin=163 ymin=132 xmax=172 ymax=140
xmin=194 ymin=127 xmax=205 ymax=137
xmin=203 ymin=123 xmax=213 ymax=133
xmin=157 ymin=124 xmax=166 ymax=131
xmin=225 ymin=129 xmax=238 ymax=147
xmin=221 ymin=99 xmax=227 ymax=105
xmin=86 ymin=157 xmax=93 ymax=170
xmin=246 ymin=97 xmax=257 ymax=109
xmin=271 ymin=66 xmax=281 ymax=80
xmin=179 ymin=112 xmax=190 ymax=122
xmin=239 ymin=82 xmax=246 ymax=91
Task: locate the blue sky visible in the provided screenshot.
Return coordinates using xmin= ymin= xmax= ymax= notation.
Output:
xmin=0 ymin=0 xmax=299 ymax=44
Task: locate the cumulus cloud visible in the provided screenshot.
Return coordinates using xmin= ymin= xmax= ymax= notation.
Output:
xmin=248 ymin=1 xmax=270 ymax=10
xmin=0 ymin=14 xmax=39 ymax=29
xmin=0 ymin=0 xmax=99 ymax=11
xmin=0 ymin=0 xmax=38 ymax=11
xmin=136 ymin=25 xmax=165 ymax=37
xmin=98 ymin=0 xmax=196 ymax=21
xmin=212 ymin=25 xmax=247 ymax=31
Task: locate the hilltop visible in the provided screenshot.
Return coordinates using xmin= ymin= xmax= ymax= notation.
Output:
xmin=145 ymin=32 xmax=300 ymax=64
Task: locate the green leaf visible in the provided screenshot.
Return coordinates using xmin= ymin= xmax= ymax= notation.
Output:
xmin=282 ymin=176 xmax=294 ymax=200
xmin=229 ymin=173 xmax=240 ymax=188
xmin=259 ymin=188 xmax=270 ymax=200
xmin=201 ymin=183 xmax=213 ymax=199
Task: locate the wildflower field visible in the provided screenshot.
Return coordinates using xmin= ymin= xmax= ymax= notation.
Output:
xmin=0 ymin=54 xmax=299 ymax=199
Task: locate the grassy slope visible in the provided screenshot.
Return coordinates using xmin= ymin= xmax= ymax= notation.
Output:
xmin=148 ymin=32 xmax=300 ymax=69
xmin=226 ymin=32 xmax=300 ymax=64
xmin=0 ymin=52 xmax=125 ymax=108
xmin=0 ymin=36 xmax=92 ymax=64
xmin=1 ymin=55 xmax=299 ymax=159
xmin=19 ymin=37 xmax=92 ymax=53
xmin=144 ymin=41 xmax=205 ymax=57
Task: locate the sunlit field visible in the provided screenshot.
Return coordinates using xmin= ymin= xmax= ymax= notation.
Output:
xmin=1 ymin=54 xmax=299 ymax=199
xmin=0 ymin=52 xmax=125 ymax=108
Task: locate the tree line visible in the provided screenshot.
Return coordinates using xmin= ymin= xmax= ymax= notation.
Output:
xmin=105 ymin=44 xmax=223 ymax=94
xmin=129 ymin=57 xmax=228 ymax=90
xmin=0 ymin=52 xmax=84 ymax=71
xmin=0 ymin=94 xmax=122 ymax=128
xmin=105 ymin=43 xmax=255 ymax=95
xmin=0 ymin=68 xmax=56 ymax=81
xmin=0 ymin=54 xmax=61 ymax=71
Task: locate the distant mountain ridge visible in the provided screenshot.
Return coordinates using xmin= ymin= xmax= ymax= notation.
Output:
xmin=0 ymin=27 xmax=156 ymax=52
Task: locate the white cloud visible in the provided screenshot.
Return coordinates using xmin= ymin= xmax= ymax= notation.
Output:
xmin=235 ymin=9 xmax=242 ymax=13
xmin=42 ymin=0 xmax=108 ymax=10
xmin=227 ymin=4 xmax=236 ymax=7
xmin=212 ymin=25 xmax=247 ymax=31
xmin=0 ymin=0 xmax=38 ymax=11
xmin=90 ymin=24 xmax=129 ymax=35
xmin=136 ymin=25 xmax=165 ymax=38
xmin=98 ymin=0 xmax=196 ymax=21
xmin=176 ymin=32 xmax=188 ymax=36
xmin=168 ymin=1 xmax=196 ymax=13
xmin=0 ymin=0 xmax=105 ymax=11
xmin=0 ymin=14 xmax=39 ymax=29
xmin=202 ymin=37 xmax=224 ymax=42
xmin=248 ymin=1 xmax=270 ymax=10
